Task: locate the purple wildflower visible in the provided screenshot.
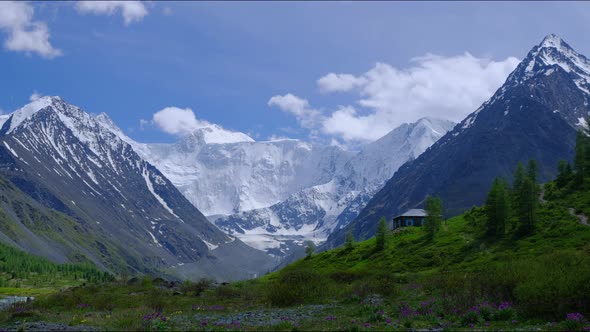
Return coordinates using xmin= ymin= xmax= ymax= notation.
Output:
xmin=567 ymin=313 xmax=585 ymax=322
xmin=325 ymin=315 xmax=336 ymax=321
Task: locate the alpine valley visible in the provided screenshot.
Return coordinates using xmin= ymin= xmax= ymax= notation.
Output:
xmin=0 ymin=95 xmax=454 ymax=276
xmin=2 ymin=16 xmax=590 ymax=330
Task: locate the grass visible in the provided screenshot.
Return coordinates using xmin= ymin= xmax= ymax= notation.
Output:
xmin=1 ymin=174 xmax=590 ymax=330
xmin=1 ymin=203 xmax=588 ymax=331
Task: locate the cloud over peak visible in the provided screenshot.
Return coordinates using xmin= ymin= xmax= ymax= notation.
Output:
xmin=268 ymin=93 xmax=322 ymax=129
xmin=152 ymin=106 xmax=211 ymax=136
xmin=271 ymin=52 xmax=520 ymax=144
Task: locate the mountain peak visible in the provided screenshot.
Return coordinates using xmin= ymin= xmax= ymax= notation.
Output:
xmin=4 ymin=95 xmax=64 ymax=134
xmin=186 ymin=124 xmax=255 ymax=145
xmin=506 ymin=34 xmax=590 ymax=95
xmin=539 ymin=33 xmax=564 ymax=49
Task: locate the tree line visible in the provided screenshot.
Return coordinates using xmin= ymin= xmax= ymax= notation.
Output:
xmin=485 ymin=160 xmax=540 ymax=238
xmin=0 ymin=242 xmax=113 ymax=285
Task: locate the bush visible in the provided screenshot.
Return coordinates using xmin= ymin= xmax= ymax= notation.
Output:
xmin=460 ymin=310 xmax=483 ymax=326
xmin=562 ymin=312 xmax=586 ymax=331
xmin=266 ymin=268 xmax=334 ymax=306
xmin=180 ymin=278 xmax=213 ymax=296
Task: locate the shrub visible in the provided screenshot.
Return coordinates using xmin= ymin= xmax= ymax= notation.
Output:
xmin=460 ymin=309 xmax=483 ymax=327
xmin=492 ymin=302 xmax=516 ymax=321
xmin=180 ymin=278 xmax=213 ymax=296
xmin=266 ymin=268 xmax=334 ymax=306
xmin=563 ymin=313 xmax=586 ymax=331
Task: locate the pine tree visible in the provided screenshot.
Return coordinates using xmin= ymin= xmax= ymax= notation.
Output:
xmin=375 ymin=217 xmax=387 ymax=251
xmin=575 ymin=131 xmax=588 ymax=182
xmin=556 ymin=160 xmax=573 ymax=188
xmin=485 ymin=177 xmax=510 ymax=237
xmin=512 ymin=160 xmax=539 ymax=236
xmin=304 ymin=241 xmax=316 ymax=258
xmin=424 ymin=195 xmax=443 ymax=239
xmin=527 ymin=159 xmax=538 ymax=184
xmin=513 ymin=162 xmax=526 ymax=196
xmin=345 ymin=230 xmax=355 ymax=250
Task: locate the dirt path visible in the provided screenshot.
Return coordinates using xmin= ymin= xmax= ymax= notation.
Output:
xmin=568 ymin=208 xmax=589 ymax=226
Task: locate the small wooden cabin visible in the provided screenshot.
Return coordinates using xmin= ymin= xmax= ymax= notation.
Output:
xmin=391 ymin=209 xmax=427 ymax=230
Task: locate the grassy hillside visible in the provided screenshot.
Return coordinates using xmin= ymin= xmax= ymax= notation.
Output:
xmin=1 ymin=194 xmax=588 ymax=331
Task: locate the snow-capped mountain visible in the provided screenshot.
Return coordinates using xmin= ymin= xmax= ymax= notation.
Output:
xmin=135 ymin=117 xmax=454 ymax=257
xmin=132 ymin=136 xmax=354 ymax=217
xmin=0 ymin=96 xmax=274 ymax=280
xmin=324 ymin=33 xmax=590 ymax=249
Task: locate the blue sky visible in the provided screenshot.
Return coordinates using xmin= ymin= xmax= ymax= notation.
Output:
xmin=1 ymin=1 xmax=590 ymax=146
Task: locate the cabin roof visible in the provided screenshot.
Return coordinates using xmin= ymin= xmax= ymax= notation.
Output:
xmin=394 ymin=208 xmax=427 ymax=219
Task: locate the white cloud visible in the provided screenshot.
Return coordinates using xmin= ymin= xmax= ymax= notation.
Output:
xmin=0 ymin=1 xmax=61 ymax=58
xmin=268 ymin=93 xmax=322 ymax=129
xmin=152 ymin=107 xmax=210 ymax=135
xmin=312 ymin=53 xmax=520 ymax=142
xmin=317 ymin=73 xmax=366 ymax=93
xmin=76 ymin=1 xmax=148 ymax=25
xmin=29 ymin=91 xmax=42 ymax=102
xmin=139 ymin=118 xmax=150 ymax=131
xmin=267 ymin=134 xmax=292 ymax=141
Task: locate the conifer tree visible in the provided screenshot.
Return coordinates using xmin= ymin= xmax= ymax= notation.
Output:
xmin=512 ymin=160 xmax=539 ymax=236
xmin=485 ymin=177 xmax=510 ymax=237
xmin=527 ymin=159 xmax=538 ymax=184
xmin=424 ymin=195 xmax=443 ymax=239
xmin=305 ymin=241 xmax=316 ymax=258
xmin=556 ymin=160 xmax=573 ymax=188
xmin=574 ymin=130 xmax=590 ymax=186
xmin=345 ymin=230 xmax=355 ymax=250
xmin=375 ymin=217 xmax=387 ymax=251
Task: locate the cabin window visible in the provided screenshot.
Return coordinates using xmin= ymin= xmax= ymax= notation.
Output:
xmin=406 ymin=218 xmax=414 ymax=226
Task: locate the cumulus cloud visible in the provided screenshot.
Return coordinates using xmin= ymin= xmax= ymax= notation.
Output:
xmin=76 ymin=1 xmax=148 ymax=25
xmin=0 ymin=1 xmax=61 ymax=58
xmin=317 ymin=73 xmax=367 ymax=93
xmin=270 ymin=53 xmax=518 ymax=144
xmin=152 ymin=107 xmax=210 ymax=135
xmin=308 ymin=53 xmax=519 ymax=142
xmin=29 ymin=91 xmax=42 ymax=102
xmin=268 ymin=93 xmax=322 ymax=129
